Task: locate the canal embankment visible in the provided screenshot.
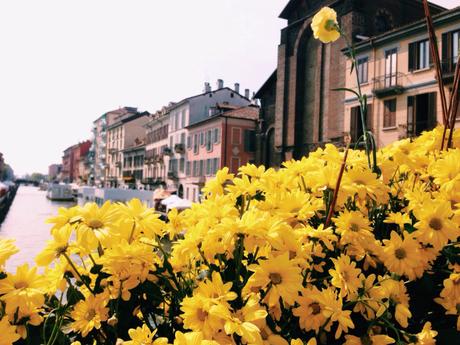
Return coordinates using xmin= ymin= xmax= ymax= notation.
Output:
xmin=0 ymin=181 xmax=18 ymax=224
xmin=0 ymin=185 xmax=76 ymax=270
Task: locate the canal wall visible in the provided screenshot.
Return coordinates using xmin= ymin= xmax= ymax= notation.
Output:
xmin=0 ymin=182 xmax=18 ymax=225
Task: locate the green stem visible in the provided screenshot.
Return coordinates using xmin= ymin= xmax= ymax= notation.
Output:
xmin=63 ymin=252 xmax=94 ymax=294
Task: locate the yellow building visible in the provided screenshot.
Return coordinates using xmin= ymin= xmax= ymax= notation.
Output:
xmin=344 ymin=6 xmax=460 ymax=147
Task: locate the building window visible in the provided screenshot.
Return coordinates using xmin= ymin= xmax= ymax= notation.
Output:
xmin=181 ymin=110 xmax=186 ymax=129
xmin=212 ymin=158 xmax=219 ymax=175
xmin=206 ymin=159 xmax=212 ymax=175
xmin=244 ymin=130 xmax=256 ymax=152
xmin=357 ymin=57 xmax=368 ymax=84
xmin=384 ymin=48 xmax=398 ymax=87
xmin=206 ymin=130 xmax=213 ymax=151
xmin=442 ymin=29 xmax=460 ymax=74
xmin=186 ymin=161 xmax=191 ymax=176
xmin=232 ymin=128 xmax=241 ymax=145
xmin=179 ymin=158 xmax=185 ymax=173
xmin=350 ymin=103 xmax=373 ymax=143
xmin=193 ymin=134 xmax=199 ymax=154
xmin=383 ymin=99 xmax=397 ymax=128
xmin=199 ymin=160 xmax=204 ymax=176
xmin=192 ymin=161 xmax=197 ymax=177
xmin=409 ymin=39 xmax=431 ymax=71
xmin=187 ymin=135 xmax=191 ymax=149
xmin=213 ymin=128 xmax=220 ymax=143
xmin=231 ymin=157 xmax=240 ymax=174
xmin=200 ymin=132 xmax=204 ymax=146
xmin=180 ymin=132 xmax=186 ymax=144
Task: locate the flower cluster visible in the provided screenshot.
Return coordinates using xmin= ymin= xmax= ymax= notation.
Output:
xmin=0 ymin=125 xmax=458 ymax=344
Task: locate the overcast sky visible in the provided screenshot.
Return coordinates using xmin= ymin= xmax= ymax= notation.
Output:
xmin=0 ymin=0 xmax=457 ymax=176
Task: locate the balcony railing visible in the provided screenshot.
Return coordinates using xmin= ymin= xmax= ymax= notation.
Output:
xmin=174 ymin=143 xmax=185 ymax=154
xmin=109 ymin=148 xmax=117 ymax=154
xmin=372 ymin=73 xmax=405 ymax=98
xmin=167 ymin=171 xmax=178 ymax=180
xmin=162 ymin=147 xmax=173 ymax=156
xmin=115 ymin=162 xmax=122 ymax=167
xmin=441 ymin=57 xmax=458 ymax=83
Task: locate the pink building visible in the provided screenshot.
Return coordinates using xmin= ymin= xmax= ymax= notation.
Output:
xmin=183 ymin=105 xmax=259 ymax=202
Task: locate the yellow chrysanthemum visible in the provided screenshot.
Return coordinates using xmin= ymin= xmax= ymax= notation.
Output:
xmin=70 ymin=293 xmax=109 ymax=337
xmin=0 ymin=238 xmax=18 ymax=268
xmin=311 ymin=7 xmax=341 ymax=43
xmin=0 ymin=317 xmax=21 ymax=345
xmin=124 ymin=324 xmax=169 ymax=345
xmin=329 ymin=254 xmax=362 ymax=297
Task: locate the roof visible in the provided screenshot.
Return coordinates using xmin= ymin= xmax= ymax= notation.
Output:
xmin=279 ymin=0 xmax=446 ymax=20
xmin=348 ymin=5 xmax=460 ymax=54
xmin=255 ymin=70 xmax=277 ymax=98
xmin=107 ymin=111 xmax=150 ymax=130
xmin=93 ymin=106 xmax=138 ymax=124
xmin=186 ymin=105 xmax=260 ymax=129
xmin=168 ymin=87 xmax=252 ymax=111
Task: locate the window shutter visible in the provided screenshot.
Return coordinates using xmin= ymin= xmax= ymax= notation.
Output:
xmin=442 ymin=32 xmax=451 ymax=72
xmin=350 ymin=107 xmax=359 ymax=142
xmin=407 ymin=96 xmax=415 ymax=137
xmin=408 ymin=42 xmax=415 ymax=71
xmin=366 ymin=104 xmax=373 ymax=131
xmin=428 ymin=92 xmax=437 ymax=129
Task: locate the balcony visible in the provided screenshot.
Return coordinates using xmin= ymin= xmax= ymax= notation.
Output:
xmin=115 ymin=161 xmax=122 ymax=167
xmin=441 ymin=57 xmax=458 ymax=84
xmin=167 ymin=171 xmax=178 ymax=180
xmin=372 ymin=73 xmax=405 ymax=99
xmin=109 ymin=148 xmax=117 ymax=154
xmin=162 ymin=147 xmax=173 ymax=156
xmin=174 ymin=143 xmax=185 ymax=154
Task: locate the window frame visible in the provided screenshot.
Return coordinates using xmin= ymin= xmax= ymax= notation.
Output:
xmin=383 ymin=98 xmax=397 ymax=129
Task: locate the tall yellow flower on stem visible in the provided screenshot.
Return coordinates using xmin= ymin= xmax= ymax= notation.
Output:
xmin=311 ymin=7 xmax=341 ymax=43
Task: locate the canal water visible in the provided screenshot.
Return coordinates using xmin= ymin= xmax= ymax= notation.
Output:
xmin=0 ymin=185 xmax=76 ymax=270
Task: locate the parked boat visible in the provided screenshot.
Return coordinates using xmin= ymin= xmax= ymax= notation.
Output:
xmin=46 ymin=184 xmax=75 ymax=201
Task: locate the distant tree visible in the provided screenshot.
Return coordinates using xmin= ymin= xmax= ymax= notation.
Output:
xmin=0 ymin=164 xmax=14 ymax=181
xmin=29 ymin=172 xmax=47 ymax=183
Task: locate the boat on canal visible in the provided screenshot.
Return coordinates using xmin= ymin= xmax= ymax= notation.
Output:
xmin=46 ymin=183 xmax=75 ymax=201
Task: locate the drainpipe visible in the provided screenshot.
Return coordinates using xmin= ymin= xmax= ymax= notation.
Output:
xmin=224 ymin=116 xmax=228 ymax=168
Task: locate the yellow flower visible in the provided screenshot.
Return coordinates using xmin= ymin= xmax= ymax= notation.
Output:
xmin=173 ymin=331 xmax=219 ymax=345
xmin=293 ymin=287 xmax=326 ymax=334
xmin=384 ymin=212 xmax=412 ymax=230
xmin=0 ymin=317 xmax=20 ymax=345
xmin=180 ymin=294 xmax=228 ymax=338
xmin=381 ymin=231 xmax=422 ymax=280
xmin=70 ymin=293 xmax=109 ymax=337
xmin=0 ymin=263 xmax=45 ymax=315
xmin=35 ymin=223 xmax=72 ymax=266
xmin=124 ymin=324 xmax=169 ymax=345
xmin=311 ymin=7 xmax=340 ymax=43
xmin=0 ymin=238 xmax=18 ymax=268
xmin=329 ymin=255 xmax=362 ymax=297
xmin=246 ymin=252 xmax=302 ymax=307
xmin=332 ymin=210 xmax=373 ymax=246
xmin=414 ymin=200 xmax=459 ymax=250
xmin=344 ymin=334 xmax=395 ymax=345
xmin=316 ymin=287 xmax=354 ymax=339
xmin=410 ymin=322 xmax=437 ymax=345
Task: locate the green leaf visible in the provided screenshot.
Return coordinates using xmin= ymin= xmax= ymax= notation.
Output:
xmin=331 ymin=87 xmax=360 ymax=99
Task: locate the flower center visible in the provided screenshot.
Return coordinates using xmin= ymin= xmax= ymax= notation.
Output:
xmin=88 ymin=219 xmax=104 ymax=229
xmin=325 ymin=19 xmax=337 ymax=32
xmin=350 ymin=223 xmax=360 ymax=232
xmin=429 ymin=217 xmax=442 ymax=231
xmin=196 ymin=308 xmax=208 ymax=322
xmin=289 ymin=250 xmax=297 ymax=260
xmin=395 ymin=248 xmax=407 ymax=260
xmin=310 ymin=302 xmax=321 ymax=315
xmin=354 ymin=180 xmax=365 ymax=185
xmin=85 ymin=309 xmax=96 ymax=321
xmin=14 ymin=281 xmax=28 ymax=289
xmin=269 ymin=272 xmax=282 ymax=285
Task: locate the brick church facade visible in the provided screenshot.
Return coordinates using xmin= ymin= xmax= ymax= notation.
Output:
xmin=255 ymin=0 xmax=445 ymax=167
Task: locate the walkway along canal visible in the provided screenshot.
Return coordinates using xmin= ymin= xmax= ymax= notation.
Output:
xmin=0 ymin=185 xmax=76 ymax=270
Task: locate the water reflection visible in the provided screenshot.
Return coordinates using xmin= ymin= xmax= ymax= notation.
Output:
xmin=0 ymin=185 xmax=76 ymax=270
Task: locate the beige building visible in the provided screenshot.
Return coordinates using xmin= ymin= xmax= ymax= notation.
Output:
xmin=143 ymin=106 xmax=172 ymax=190
xmin=106 ymin=110 xmax=149 ymax=188
xmin=344 ymin=6 xmax=460 ymax=147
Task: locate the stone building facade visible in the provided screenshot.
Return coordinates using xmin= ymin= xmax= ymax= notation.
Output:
xmin=256 ymin=0 xmax=445 ymax=166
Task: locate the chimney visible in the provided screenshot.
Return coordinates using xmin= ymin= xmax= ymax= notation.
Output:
xmin=244 ymin=88 xmax=250 ymax=99
xmin=204 ymin=82 xmax=211 ymax=93
xmin=217 ymin=79 xmax=224 ymax=89
xmin=234 ymin=83 xmax=240 ymax=94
